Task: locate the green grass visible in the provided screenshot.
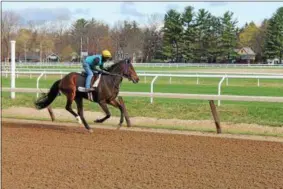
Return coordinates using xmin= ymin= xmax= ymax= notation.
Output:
xmin=2 ymin=74 xmax=283 ymax=127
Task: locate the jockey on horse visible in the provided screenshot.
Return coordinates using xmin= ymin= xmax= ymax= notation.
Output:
xmin=80 ymin=50 xmax=112 ymax=93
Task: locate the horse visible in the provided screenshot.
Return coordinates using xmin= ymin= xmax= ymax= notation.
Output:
xmin=34 ymin=58 xmax=139 ymax=133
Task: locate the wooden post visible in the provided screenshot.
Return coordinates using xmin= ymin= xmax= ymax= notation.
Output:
xmin=118 ymin=96 xmax=131 ymax=127
xmin=209 ymin=100 xmax=222 ymax=134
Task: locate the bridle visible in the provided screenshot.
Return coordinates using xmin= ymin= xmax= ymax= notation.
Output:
xmin=123 ymin=60 xmax=131 ymax=79
xmin=109 ymin=59 xmax=132 ymax=80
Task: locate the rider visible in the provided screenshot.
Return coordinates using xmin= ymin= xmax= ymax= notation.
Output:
xmin=82 ymin=50 xmax=112 ymax=92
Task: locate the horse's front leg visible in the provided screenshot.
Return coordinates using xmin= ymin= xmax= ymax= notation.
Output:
xmin=95 ymin=101 xmax=111 ymax=123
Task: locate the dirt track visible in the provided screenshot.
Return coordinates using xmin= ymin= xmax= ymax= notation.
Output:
xmin=3 ymin=122 xmax=283 ymax=189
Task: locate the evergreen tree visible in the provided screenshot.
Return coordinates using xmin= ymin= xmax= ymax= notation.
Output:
xmin=162 ymin=9 xmax=183 ymax=62
xmin=264 ymin=7 xmax=283 ymax=63
xmin=194 ymin=9 xmax=211 ymax=62
xmin=182 ymin=6 xmax=196 ymax=62
xmin=219 ymin=11 xmax=238 ymax=62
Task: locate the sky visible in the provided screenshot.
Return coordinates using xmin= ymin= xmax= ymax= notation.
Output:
xmin=3 ymin=1 xmax=283 ymax=28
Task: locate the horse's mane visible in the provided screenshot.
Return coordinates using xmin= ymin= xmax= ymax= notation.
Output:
xmin=105 ymin=58 xmax=130 ymax=72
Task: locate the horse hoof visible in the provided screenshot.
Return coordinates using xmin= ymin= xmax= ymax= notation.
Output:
xmin=88 ymin=129 xmax=93 ymax=133
xmin=76 ymin=116 xmax=82 ymax=124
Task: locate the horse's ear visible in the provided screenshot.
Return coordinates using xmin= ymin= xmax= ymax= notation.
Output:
xmin=126 ymin=57 xmax=132 ymax=64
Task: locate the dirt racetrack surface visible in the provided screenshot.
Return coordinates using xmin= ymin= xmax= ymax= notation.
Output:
xmin=3 ymin=122 xmax=283 ymax=189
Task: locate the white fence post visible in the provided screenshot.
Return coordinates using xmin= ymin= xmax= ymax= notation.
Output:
xmin=144 ymin=72 xmax=146 ymax=83
xmin=226 ymin=74 xmax=229 ymax=86
xmin=36 ymin=72 xmax=44 ymax=98
xmin=196 ymin=73 xmax=199 ymax=85
xmin=218 ymin=76 xmax=226 ymax=106
xmin=10 ymin=40 xmax=16 ymax=99
xmin=150 ymin=76 xmax=159 ymax=104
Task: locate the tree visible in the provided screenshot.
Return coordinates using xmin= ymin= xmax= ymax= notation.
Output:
xmin=61 ymin=45 xmax=74 ymax=61
xmin=255 ymin=19 xmax=269 ymax=61
xmin=1 ymin=11 xmax=21 ymax=61
xmin=71 ymin=18 xmax=89 ymax=56
xmin=238 ymin=22 xmax=263 ymax=61
xmin=264 ymin=7 xmax=283 ymax=63
xmin=219 ymin=11 xmax=238 ymax=62
xmin=238 ymin=22 xmax=259 ymax=47
xmin=182 ymin=6 xmax=196 ymax=62
xmin=206 ymin=16 xmax=222 ymax=63
xmin=194 ymin=9 xmax=212 ymax=62
xmin=110 ymin=20 xmax=143 ymax=60
xmin=15 ymin=29 xmax=33 ymax=60
xmin=162 ymin=9 xmax=183 ymax=62
xmin=86 ymin=18 xmax=110 ymax=53
xmin=142 ymin=14 xmax=163 ymax=62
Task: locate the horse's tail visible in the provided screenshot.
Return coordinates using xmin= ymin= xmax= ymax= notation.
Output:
xmin=34 ymin=79 xmax=61 ymax=110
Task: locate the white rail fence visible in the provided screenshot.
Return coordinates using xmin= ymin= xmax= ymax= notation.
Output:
xmin=3 ymin=71 xmax=283 ymax=106
xmin=3 ymin=87 xmax=283 ymax=103
xmin=3 ymin=87 xmax=283 ymax=134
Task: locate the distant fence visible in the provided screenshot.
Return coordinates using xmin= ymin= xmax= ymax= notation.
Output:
xmin=2 ymin=62 xmax=283 ymax=69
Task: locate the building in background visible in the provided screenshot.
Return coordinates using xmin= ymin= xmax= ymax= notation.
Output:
xmin=234 ymin=47 xmax=256 ymax=63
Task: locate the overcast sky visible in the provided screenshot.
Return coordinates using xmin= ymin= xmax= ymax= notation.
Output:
xmin=3 ymin=2 xmax=283 ymax=28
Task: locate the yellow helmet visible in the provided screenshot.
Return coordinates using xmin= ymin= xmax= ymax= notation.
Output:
xmin=102 ymin=50 xmax=112 ymax=58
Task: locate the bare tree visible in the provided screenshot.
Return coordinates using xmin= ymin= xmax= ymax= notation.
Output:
xmin=1 ymin=11 xmax=21 ymax=61
xmin=142 ymin=14 xmax=163 ymax=62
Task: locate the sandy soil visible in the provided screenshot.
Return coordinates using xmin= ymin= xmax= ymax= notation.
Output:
xmin=2 ymin=107 xmax=283 ymax=137
xmin=2 ymin=121 xmax=283 ymax=189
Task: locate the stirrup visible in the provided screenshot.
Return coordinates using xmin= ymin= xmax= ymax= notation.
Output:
xmin=78 ymin=87 xmax=95 ymax=92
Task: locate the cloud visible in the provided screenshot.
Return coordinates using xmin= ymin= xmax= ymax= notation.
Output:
xmin=120 ymin=2 xmax=144 ymax=17
xmin=209 ymin=2 xmax=228 ymax=7
xmin=13 ymin=7 xmax=91 ymax=26
xmin=14 ymin=8 xmax=72 ymax=25
xmin=73 ymin=8 xmax=90 ymax=15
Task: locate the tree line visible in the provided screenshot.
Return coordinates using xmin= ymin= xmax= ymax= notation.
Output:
xmin=2 ymin=6 xmax=283 ymax=63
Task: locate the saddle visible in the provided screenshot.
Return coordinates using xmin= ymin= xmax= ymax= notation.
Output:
xmin=78 ymin=71 xmax=101 ymax=92
xmin=80 ymin=71 xmax=99 ymax=82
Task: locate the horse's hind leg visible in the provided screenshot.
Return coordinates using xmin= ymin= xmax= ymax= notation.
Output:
xmin=62 ymin=90 xmax=79 ymax=120
xmin=95 ymin=101 xmax=111 ymax=123
xmin=108 ymin=99 xmax=124 ymax=126
xmin=75 ymin=97 xmax=93 ymax=132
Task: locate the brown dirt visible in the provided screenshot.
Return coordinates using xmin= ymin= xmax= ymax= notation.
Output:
xmin=2 ymin=121 xmax=283 ymax=189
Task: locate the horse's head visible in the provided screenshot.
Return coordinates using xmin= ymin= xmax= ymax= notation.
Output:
xmin=107 ymin=58 xmax=139 ymax=83
xmin=121 ymin=58 xmax=139 ymax=83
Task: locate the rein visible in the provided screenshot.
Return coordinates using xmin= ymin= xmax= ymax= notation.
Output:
xmin=107 ymin=60 xmax=131 ymax=79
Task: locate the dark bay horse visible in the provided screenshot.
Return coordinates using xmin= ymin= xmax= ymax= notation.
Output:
xmin=34 ymin=58 xmax=139 ymax=132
